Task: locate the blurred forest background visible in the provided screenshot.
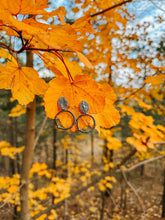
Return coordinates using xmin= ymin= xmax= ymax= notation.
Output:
xmin=0 ymin=0 xmax=165 ymax=219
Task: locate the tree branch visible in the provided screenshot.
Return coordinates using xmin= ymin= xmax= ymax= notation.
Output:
xmin=0 ymin=182 xmax=25 ymax=209
xmin=17 ymin=47 xmax=62 ymax=53
xmin=120 ymin=168 xmax=146 ymax=213
xmin=154 ymin=142 xmax=165 ymax=145
xmin=117 ymin=148 xmax=137 ymax=168
xmin=91 ymin=0 xmax=133 ymax=17
xmin=0 ymin=42 xmax=15 ymax=53
xmin=33 ymin=116 xmax=47 ymax=150
xmin=123 ymin=155 xmax=164 ymax=173
xmin=149 ymin=0 xmax=165 ymax=13
xmin=116 ymin=83 xmax=146 ymax=103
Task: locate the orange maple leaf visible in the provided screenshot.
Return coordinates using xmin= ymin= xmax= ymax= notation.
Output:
xmin=37 ymin=52 xmax=82 ymax=78
xmin=0 ymin=62 xmax=47 ymax=105
xmin=71 ymin=15 xmax=95 ymax=34
xmin=44 ymin=75 xmax=105 ymax=119
xmin=44 ymin=76 xmax=120 ymax=132
xmin=144 ymin=74 xmax=165 ymax=85
xmin=0 ymin=0 xmax=49 ymax=15
xmin=93 ymin=83 xmax=120 ymax=132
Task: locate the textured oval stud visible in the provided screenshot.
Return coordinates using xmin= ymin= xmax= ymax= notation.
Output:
xmin=55 ymin=97 xmax=76 ymax=130
xmin=80 ymin=101 xmax=89 ymax=114
xmin=77 ymin=100 xmax=96 ymax=133
xmin=58 ymin=97 xmax=68 ymax=110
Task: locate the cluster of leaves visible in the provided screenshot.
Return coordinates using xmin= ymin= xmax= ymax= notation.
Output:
xmin=0 ymin=134 xmax=119 ymax=219
xmin=0 ymin=0 xmax=120 ymax=133
xmin=0 ymin=163 xmax=69 ymax=219
xmin=0 ymin=0 xmax=165 ymax=219
xmin=0 ymin=141 xmax=24 ymax=158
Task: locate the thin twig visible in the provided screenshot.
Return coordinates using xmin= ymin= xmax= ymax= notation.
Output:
xmin=0 ymin=42 xmax=15 ymax=53
xmin=116 ymin=83 xmax=146 ymax=103
xmin=117 ymin=148 xmax=137 ymax=168
xmin=18 ymin=47 xmax=61 ymax=53
xmin=106 ymin=190 xmax=117 ymax=207
xmin=33 ymin=116 xmax=47 ymax=150
xmin=91 ymin=0 xmax=133 ymax=17
xmin=120 ymin=168 xmax=146 ymax=213
xmin=52 ymin=51 xmax=73 ymax=82
xmin=153 ymin=142 xmax=165 ymax=145
xmin=149 ymin=0 xmax=165 ymax=13
xmin=126 ymin=155 xmax=164 ymax=172
xmin=0 ymin=182 xmax=25 ymax=209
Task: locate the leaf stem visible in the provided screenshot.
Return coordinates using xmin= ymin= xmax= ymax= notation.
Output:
xmin=52 ymin=51 xmax=74 ymax=82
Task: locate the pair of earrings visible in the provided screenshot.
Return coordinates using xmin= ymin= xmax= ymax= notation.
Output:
xmin=55 ymin=97 xmax=96 ymax=133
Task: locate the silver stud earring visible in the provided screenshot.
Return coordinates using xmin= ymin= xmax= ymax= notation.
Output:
xmin=55 ymin=97 xmax=76 ymax=130
xmin=76 ymin=101 xmax=96 ymax=133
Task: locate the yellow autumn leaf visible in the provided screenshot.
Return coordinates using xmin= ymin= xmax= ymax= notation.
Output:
xmin=104 ymin=164 xmax=110 ymax=172
xmin=80 ymin=176 xmax=86 ymax=182
xmin=105 ymin=176 xmax=112 ymax=181
xmin=93 ymin=83 xmax=120 ymax=133
xmin=48 ymin=210 xmax=58 ymax=220
xmin=8 ymin=185 xmax=18 ymax=194
xmin=76 ymin=51 xmax=93 ymax=69
xmin=145 ymin=74 xmax=164 ymax=85
xmin=149 ymin=63 xmax=165 ymax=71
xmin=34 ymin=214 xmax=47 ymax=220
xmin=134 ymin=98 xmax=152 ymax=110
xmin=0 ymin=61 xmax=47 ymax=105
xmin=0 ymin=145 xmax=24 ymax=159
xmin=0 ymin=0 xmax=49 ymax=15
xmin=99 ymin=183 xmax=106 ymax=192
xmin=0 ymin=141 xmax=10 ymax=149
xmin=118 ymin=104 xmax=135 ymax=115
xmin=89 ymin=206 xmax=97 ymax=213
xmin=9 ymin=104 xmax=26 ymax=117
xmin=107 ymin=137 xmax=122 ymax=150
xmin=72 ymin=15 xmax=95 ymax=34
xmin=112 ymin=216 xmax=121 ymax=220
xmin=42 ymin=52 xmax=82 ymax=78
xmin=30 ymin=163 xmax=48 ymax=178
xmin=0 ymin=49 xmax=17 ymax=64
xmin=110 ymin=176 xmax=117 ymax=183
xmin=106 ymin=182 xmax=112 ymax=189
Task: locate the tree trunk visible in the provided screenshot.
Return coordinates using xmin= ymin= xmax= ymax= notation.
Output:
xmin=9 ymin=117 xmax=18 ymax=175
xmin=162 ymin=167 xmax=165 ymax=217
xmin=100 ymin=192 xmax=105 ymax=220
xmin=91 ymin=133 xmax=94 ymax=164
xmin=103 ymin=139 xmax=108 ymax=160
xmin=140 ymin=164 xmax=144 ymax=176
xmin=8 ymin=117 xmax=19 ymax=219
xmin=108 ymin=65 xmax=114 ymax=164
xmin=52 ymin=120 xmax=57 ymax=204
xmin=20 ymin=51 xmax=35 ymax=220
xmin=53 ymin=120 xmax=57 ymax=170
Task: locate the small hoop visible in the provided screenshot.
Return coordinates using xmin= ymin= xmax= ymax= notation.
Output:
xmin=55 ymin=98 xmax=96 ymax=133
xmin=77 ymin=114 xmax=96 ymax=133
xmin=55 ymin=110 xmax=76 ymax=130
xmin=77 ymin=100 xmax=96 ymax=133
